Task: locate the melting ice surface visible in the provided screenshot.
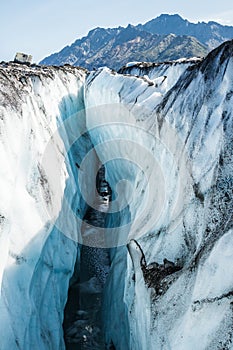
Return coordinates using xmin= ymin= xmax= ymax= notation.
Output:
xmin=0 ymin=40 xmax=233 ymax=350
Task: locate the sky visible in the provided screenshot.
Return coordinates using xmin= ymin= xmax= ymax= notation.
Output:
xmin=1 ymin=0 xmax=233 ymax=63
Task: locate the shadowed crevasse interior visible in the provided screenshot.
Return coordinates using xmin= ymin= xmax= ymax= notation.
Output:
xmin=63 ymin=165 xmax=117 ymax=350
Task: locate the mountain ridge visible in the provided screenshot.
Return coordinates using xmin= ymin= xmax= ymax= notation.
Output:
xmin=138 ymin=14 xmax=233 ymax=49
xmin=40 ymin=14 xmax=233 ymax=70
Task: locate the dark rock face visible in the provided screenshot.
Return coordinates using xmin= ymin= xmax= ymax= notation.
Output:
xmin=142 ymin=260 xmax=182 ymax=295
xmin=130 ymin=239 xmax=182 ymax=296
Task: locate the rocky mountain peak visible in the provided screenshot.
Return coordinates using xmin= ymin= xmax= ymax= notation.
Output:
xmin=40 ymin=14 xmax=233 ymax=70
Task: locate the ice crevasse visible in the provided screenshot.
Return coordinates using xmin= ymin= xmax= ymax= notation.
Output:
xmin=0 ymin=40 xmax=233 ymax=350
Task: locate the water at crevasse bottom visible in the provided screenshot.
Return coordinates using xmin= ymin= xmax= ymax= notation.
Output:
xmin=63 ymin=188 xmax=112 ymax=349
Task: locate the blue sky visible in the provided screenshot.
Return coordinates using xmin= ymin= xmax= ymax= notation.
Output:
xmin=1 ymin=0 xmax=233 ymax=63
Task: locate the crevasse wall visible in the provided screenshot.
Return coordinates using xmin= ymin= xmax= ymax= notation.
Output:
xmin=0 ymin=64 xmax=92 ymax=349
xmin=85 ymin=42 xmax=233 ymax=350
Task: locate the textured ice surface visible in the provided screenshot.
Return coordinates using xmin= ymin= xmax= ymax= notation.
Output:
xmin=0 ymin=40 xmax=233 ymax=350
xmin=86 ymin=42 xmax=233 ymax=350
xmin=0 ymin=63 xmax=87 ymax=350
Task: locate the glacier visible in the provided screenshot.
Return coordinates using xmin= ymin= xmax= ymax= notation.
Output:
xmin=0 ymin=40 xmax=233 ymax=350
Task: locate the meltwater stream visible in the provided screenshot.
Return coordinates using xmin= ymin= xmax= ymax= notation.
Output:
xmin=63 ymin=167 xmax=112 ymax=350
